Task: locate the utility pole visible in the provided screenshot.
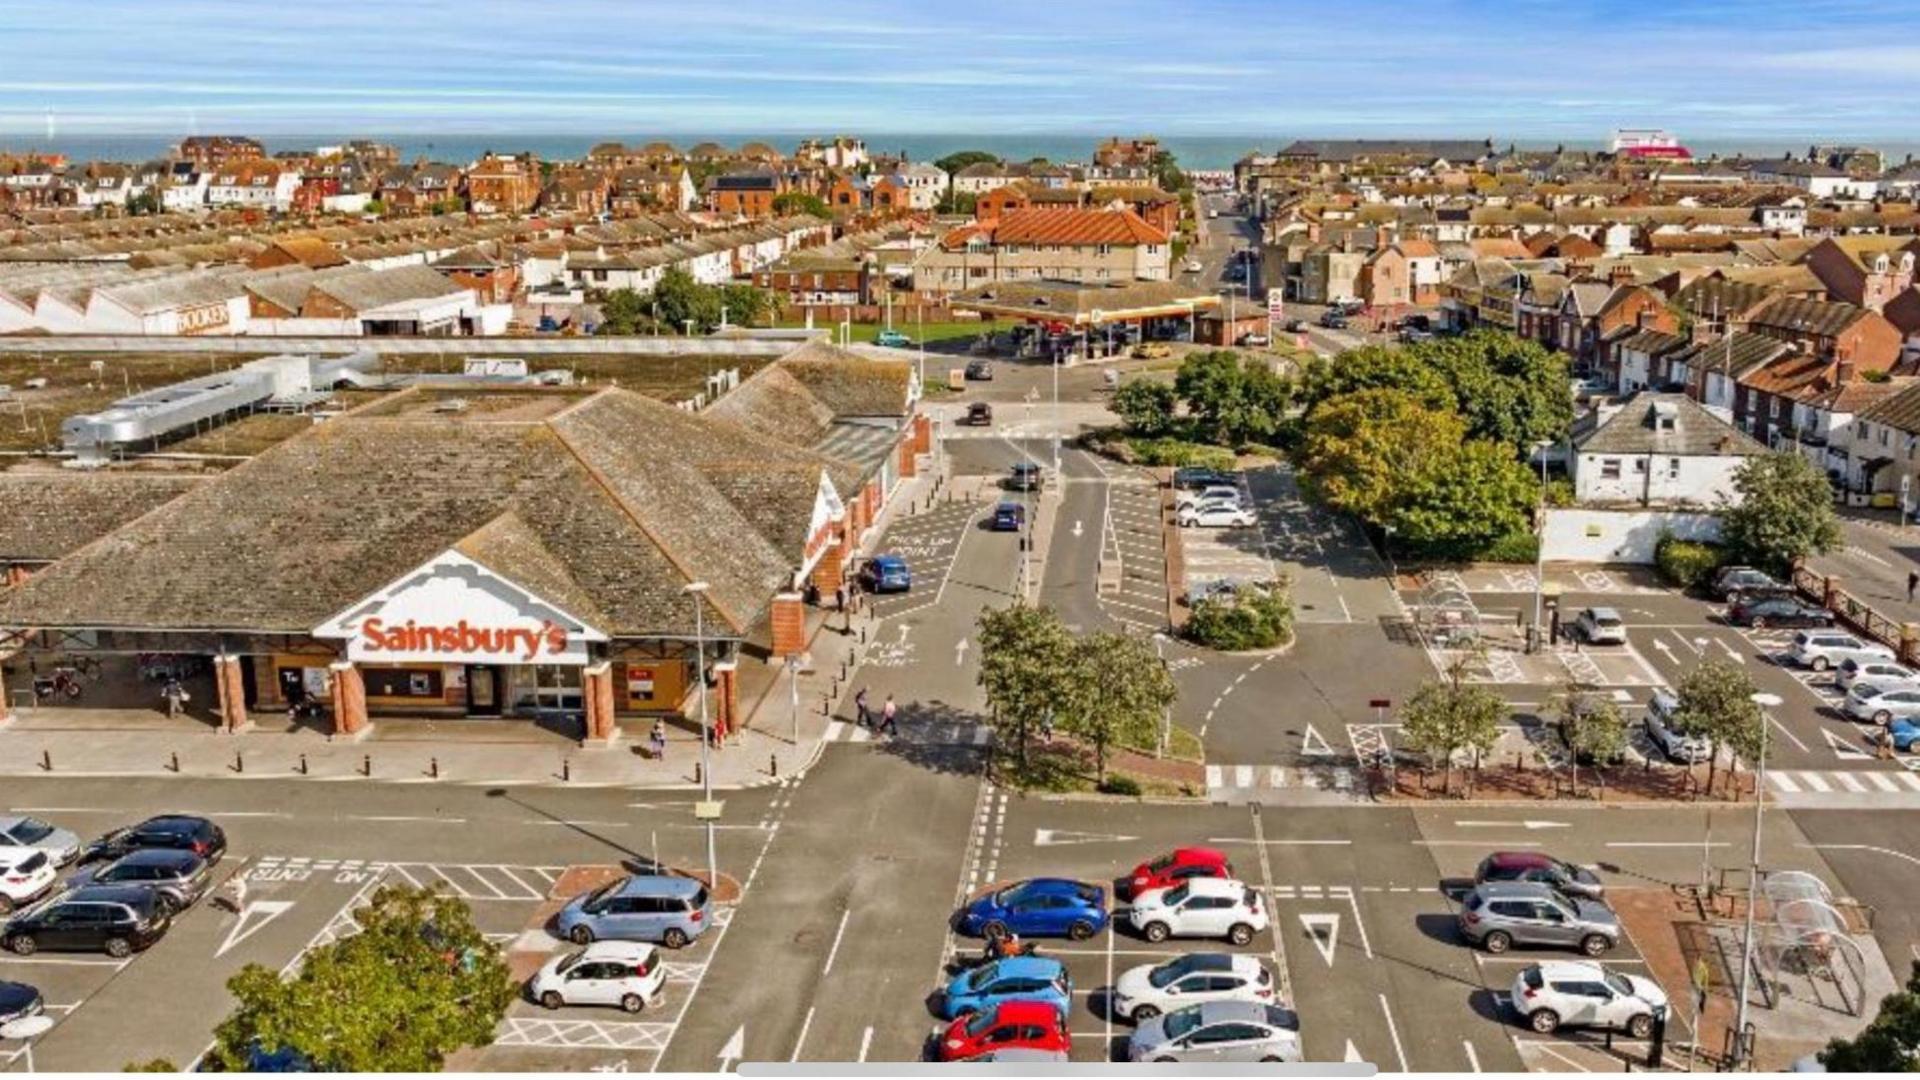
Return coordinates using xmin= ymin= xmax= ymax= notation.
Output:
xmin=1734 ymin=692 xmax=1783 ymax=1070
xmin=687 ymin=582 xmax=718 ymax=891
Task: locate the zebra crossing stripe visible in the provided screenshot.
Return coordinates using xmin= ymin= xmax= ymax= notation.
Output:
xmin=1206 ymin=765 xmax=1223 ymax=789
xmin=1867 ymin=772 xmax=1901 ymax=792
xmin=1268 ymin=766 xmax=1287 ymax=788
xmin=1898 ymin=772 xmax=1920 ymax=790
xmin=1834 ymin=773 xmax=1868 ymax=793
xmin=1234 ymin=765 xmax=1254 ymax=788
xmin=1771 ymin=773 xmax=1801 ymax=793
xmin=1801 ymin=773 xmax=1832 ymax=792
xmin=825 ymin=720 xmax=847 ymax=742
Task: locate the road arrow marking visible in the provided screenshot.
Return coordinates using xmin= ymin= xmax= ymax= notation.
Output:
xmin=1454 ymin=820 xmax=1570 ymax=830
xmin=955 ymin=638 xmax=969 ymax=666
xmin=1034 ymin=829 xmax=1140 ymax=847
xmin=1299 ymin=912 xmax=1341 ymax=966
xmin=1651 ymin=639 xmax=1677 ymax=664
xmin=1344 ymin=1039 xmax=1365 ymax=1063
xmin=1823 ymin=728 xmax=1872 ymax=761
xmin=718 ymin=1025 xmax=744 ymax=1072
xmin=1073 ymin=519 xmax=1084 ymax=538
xmin=1300 ymin=723 xmax=1335 ymax=758
xmin=216 ymin=900 xmax=294 ymax=958
xmin=896 ymin=624 xmax=910 ymax=644
xmin=1717 ymin=639 xmax=1746 ymax=663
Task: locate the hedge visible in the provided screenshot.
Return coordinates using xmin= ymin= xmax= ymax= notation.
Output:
xmin=1655 ymin=534 xmax=1724 ymax=589
xmin=1185 ymin=587 xmax=1295 ymax=651
xmin=1477 ymin=530 xmax=1540 ymax=564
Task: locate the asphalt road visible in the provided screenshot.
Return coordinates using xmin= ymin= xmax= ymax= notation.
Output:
xmin=1808 ymin=515 xmax=1920 ymax=624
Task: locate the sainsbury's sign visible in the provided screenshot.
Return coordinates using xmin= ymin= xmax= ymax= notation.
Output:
xmin=358 ymin=618 xmax=569 ymax=662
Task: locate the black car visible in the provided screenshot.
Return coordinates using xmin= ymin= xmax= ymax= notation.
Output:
xmin=1006 ymin=462 xmax=1043 ymax=491
xmin=966 ymin=402 xmax=993 ymax=426
xmin=0 ymin=980 xmax=41 ymax=1025
xmin=1726 ymin=595 xmax=1833 ymax=630
xmin=1172 ymin=466 xmax=1235 ymax=491
xmin=3 ymin=885 xmax=171 ymax=958
xmin=1710 ymin=565 xmax=1790 ymax=601
xmin=83 ymin=815 xmax=226 ymax=865
xmin=1319 ymin=311 xmax=1348 ymax=329
xmin=70 ymin=848 xmax=213 ymax=914
xmin=965 ymin=359 xmax=994 ymax=381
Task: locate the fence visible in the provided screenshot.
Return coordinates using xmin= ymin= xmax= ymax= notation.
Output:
xmin=1793 ymin=563 xmax=1918 ymax=664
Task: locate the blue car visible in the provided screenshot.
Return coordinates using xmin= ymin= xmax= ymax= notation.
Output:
xmin=954 ymin=878 xmax=1108 ymax=941
xmin=1889 ymin=718 xmax=1920 ymax=753
xmin=859 ymin=554 xmax=912 ymax=594
xmin=940 ymin=955 xmax=1072 ymax=1021
xmin=991 ymin=502 xmax=1026 ymax=532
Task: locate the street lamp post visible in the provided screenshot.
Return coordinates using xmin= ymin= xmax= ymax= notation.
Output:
xmin=1734 ymin=691 xmax=1783 ymax=1069
xmin=1152 ymin=632 xmax=1172 ymax=756
xmin=686 ymin=582 xmax=718 ymax=890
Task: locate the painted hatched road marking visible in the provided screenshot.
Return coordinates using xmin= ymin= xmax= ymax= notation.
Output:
xmin=495 ymin=1017 xmax=676 ymax=1051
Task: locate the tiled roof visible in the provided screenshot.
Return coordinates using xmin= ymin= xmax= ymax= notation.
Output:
xmin=1615 ymin=328 xmax=1688 ymax=356
xmin=0 ymin=473 xmax=203 ymax=563
xmin=1749 ymin=295 xmax=1869 ymax=339
xmin=1575 ymin=393 xmax=1767 ymax=457
xmin=981 ymin=208 xmax=1169 ymax=247
xmin=1857 ymin=382 xmax=1920 ymax=436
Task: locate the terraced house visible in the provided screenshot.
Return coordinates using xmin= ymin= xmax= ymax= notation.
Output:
xmin=911 ymin=207 xmax=1170 ymax=295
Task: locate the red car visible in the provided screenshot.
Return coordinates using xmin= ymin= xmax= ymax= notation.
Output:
xmin=937 ymin=999 xmax=1071 ymax=1061
xmin=1119 ymin=847 xmax=1234 ymax=902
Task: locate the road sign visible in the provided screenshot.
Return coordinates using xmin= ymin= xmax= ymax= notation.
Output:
xmin=1368 ymin=698 xmax=1391 ymax=709
xmin=694 ymin=800 xmax=725 ymax=820
xmin=1266 ymin=287 xmax=1284 ymax=333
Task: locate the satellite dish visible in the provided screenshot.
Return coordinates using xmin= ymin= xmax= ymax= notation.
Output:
xmin=0 ymin=1015 xmax=54 ymax=1040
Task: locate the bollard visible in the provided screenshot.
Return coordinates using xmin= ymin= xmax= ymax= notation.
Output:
xmin=39 ymin=749 xmax=50 ymax=772
xmin=234 ymin=750 xmax=244 ymax=775
xmin=362 ymin=753 xmax=371 ymax=777
xmin=170 ymin=750 xmax=180 ymax=773
xmin=694 ymin=761 xmax=702 ymax=785
xmin=299 ymin=752 xmax=309 ymax=775
xmin=430 ymin=756 xmax=439 ymax=779
xmin=770 ymin=753 xmax=779 ymax=778
xmin=562 ymin=758 xmax=571 ymax=782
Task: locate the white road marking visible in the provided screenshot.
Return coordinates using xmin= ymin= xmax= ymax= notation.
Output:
xmin=1463 ymin=1039 xmax=1482 ymax=1072
xmin=1802 ymin=772 xmax=1833 ymax=792
xmin=820 ymin=906 xmax=851 ymax=978
xmin=1378 ymin=993 xmax=1409 ymax=1072
xmin=1606 ymin=841 xmax=1729 ymax=849
xmin=1298 ymin=913 xmax=1340 ymax=965
xmin=858 ymin=1026 xmax=873 ymax=1063
xmin=215 ymin=900 xmax=295 ymax=958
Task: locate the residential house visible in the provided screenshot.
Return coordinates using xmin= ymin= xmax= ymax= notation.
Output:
xmin=1745 ymin=296 xmax=1904 ymax=373
xmin=1557 ymin=277 xmax=1674 ymax=368
xmin=465 ymin=153 xmax=542 ymax=215
xmin=894 ymin=162 xmax=948 ymax=210
xmin=709 ymin=170 xmax=784 ymax=217
xmin=1570 ymin=393 xmax=1767 ymax=506
xmin=1609 ymin=327 xmax=1690 ymax=393
xmin=433 ymin=246 xmax=520 ymax=305
xmin=540 ymin=170 xmax=612 ymax=216
xmin=246 ymin=235 xmax=349 ymax=272
xmin=1297 ymin=244 xmax=1368 ymax=304
xmin=1843 ymin=383 xmax=1920 ymax=497
xmin=1748 ymin=157 xmax=1877 ymax=199
xmin=173 ymin=136 xmax=265 ymax=169
xmin=1668 ymin=332 xmax=1795 ymax=417
xmin=610 ymin=166 xmax=697 ymax=214
xmin=951 ymin=161 xmax=1015 ymax=196
xmin=910 ymin=208 xmax=1171 ymax=295
xmin=205 ymin=161 xmax=300 ymax=211
xmin=1801 ymin=236 xmax=1919 ymax=313
xmin=754 ymin=249 xmax=872 ymax=316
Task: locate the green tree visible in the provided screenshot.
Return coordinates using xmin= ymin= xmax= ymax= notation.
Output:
xmin=1059 ymin=631 xmax=1176 ymax=783
xmin=125 ymin=190 xmax=161 ymax=216
xmin=1718 ymin=452 xmax=1843 ymax=575
xmin=1820 ymin=960 xmax=1920 ymax=1071
xmin=976 ymin=603 xmax=1075 ymax=768
xmin=1297 ymin=388 xmax=1467 ymax=524
xmin=651 ymin=267 xmax=723 ymax=334
xmin=1415 ymin=331 xmax=1572 ymax=449
xmin=719 ymin=282 xmax=777 ymax=327
xmin=1150 ymin=149 xmax=1190 ymax=193
xmin=124 ymin=1060 xmax=177 ymax=1072
xmin=1172 ymin=350 xmax=1287 ymax=447
xmin=1111 ymin=380 xmax=1178 ymax=437
xmin=209 ymin=884 xmax=515 ymax=1072
xmin=1399 ymin=653 xmax=1506 ymax=796
xmin=1393 ymin=438 xmax=1538 ymax=552
xmin=935 ymin=150 xmax=999 ymax=176
xmin=598 ymin=288 xmax=649 ymax=335
xmin=771 ymin=191 xmax=830 ymax=217
xmin=363 ymin=198 xmax=387 ymax=216
xmin=1672 ymin=658 xmax=1763 ymax=799
xmin=936 ymin=189 xmax=978 ymax=215
xmin=1555 ymin=683 xmax=1628 ymax=797
xmin=1293 ymin=345 xmax=1454 ymax=419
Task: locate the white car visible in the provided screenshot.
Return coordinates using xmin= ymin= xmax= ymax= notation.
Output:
xmin=1790 ymin=630 xmax=1895 ymax=672
xmin=1510 ymin=961 xmax=1669 ymax=1037
xmin=526 ymin=941 xmax=666 ymax=1013
xmin=1642 ymin=690 xmax=1710 ymax=764
xmin=1573 ymin=607 xmax=1627 ymax=646
xmin=0 ymin=816 xmax=81 ymax=867
xmin=1111 ymin=953 xmax=1276 ymax=1022
xmin=1835 ymin=658 xmax=1920 ymax=693
xmin=0 ymin=847 xmax=57 ymax=914
xmin=1843 ymin=684 xmax=1920 ymax=727
xmin=1176 ymin=485 xmax=1243 ymax=512
xmin=1177 ymin=501 xmax=1256 ymax=529
xmin=1182 ymin=260 xmax=1204 ymax=274
xmin=1127 ymin=878 xmax=1269 ymax=945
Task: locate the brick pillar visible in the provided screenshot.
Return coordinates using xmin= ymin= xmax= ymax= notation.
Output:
xmin=329 ymin=661 xmax=368 ymax=738
xmin=212 ymin=654 xmax=249 ymax=733
xmin=770 ymin=593 xmax=806 ymax=659
xmin=913 ymin=412 xmax=932 ymax=454
xmin=712 ymin=660 xmax=738 ymax=743
xmin=898 ymin=436 xmax=918 ymax=479
xmin=810 ymin=536 xmax=847 ymax=595
xmin=1824 ymin=575 xmax=1840 ymax=610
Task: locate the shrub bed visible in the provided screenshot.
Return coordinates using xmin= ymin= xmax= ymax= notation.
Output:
xmin=1655 ymin=534 xmax=1724 ymax=589
xmin=1184 ymin=588 xmax=1295 ymax=651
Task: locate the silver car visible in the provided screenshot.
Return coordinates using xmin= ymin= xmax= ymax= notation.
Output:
xmin=1573 ymin=607 xmax=1627 ymax=646
xmin=1457 ymin=882 xmax=1620 ymax=957
xmin=1128 ymin=1000 xmax=1301 ymax=1063
xmin=1836 ymin=658 xmax=1920 ymax=694
xmin=1643 ymin=690 xmax=1710 ymax=764
xmin=1843 ymin=684 xmax=1920 ymax=727
xmin=0 ymin=817 xmax=80 ymax=867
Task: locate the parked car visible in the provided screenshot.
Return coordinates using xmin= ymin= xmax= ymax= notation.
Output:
xmin=1318 ymin=311 xmax=1348 ymax=329
xmin=1475 ymin=852 xmax=1604 ymax=901
xmin=874 ymin=329 xmax=913 ymax=348
xmin=969 ymin=1048 xmax=1069 ymax=1062
xmin=1127 ymin=1000 xmax=1301 ymax=1063
xmin=526 ymin=941 xmax=665 ymax=1014
xmin=1111 ymin=953 xmax=1275 ymax=1022
xmin=1887 ymin=718 xmax=1920 ymax=753
xmin=965 ymin=402 xmax=993 ymax=426
xmin=1836 ymin=658 xmax=1920 ymax=693
xmin=936 ymin=999 xmax=1071 ymax=1062
xmin=1127 ymin=877 xmax=1267 ymax=946
xmin=1572 ymin=607 xmax=1628 ymax=645
xmin=1511 ymin=961 xmax=1669 ymax=1037
xmin=1791 ymin=630 xmax=1895 ymax=672
xmin=0 ymin=817 xmax=80 ymax=868
xmin=2 ymin=884 xmax=171 ymax=958
xmin=1172 ymin=467 xmax=1236 ymax=492
xmin=953 ymin=878 xmax=1108 ymax=941
xmin=0 ymin=980 xmax=40 ymax=1026
xmin=1237 ymin=332 xmax=1270 ymax=348
xmin=938 ymin=955 xmax=1072 ymax=1021
xmin=1006 ymin=462 xmax=1043 ymax=491
xmin=1283 ymin=318 xmax=1306 ymax=333
xmin=1456 ymin=882 xmax=1619 ymax=956
xmin=1726 ymin=596 xmax=1833 ymax=629
xmin=0 ymin=849 xmax=55 ymax=915
xmin=1399 ymin=327 xmax=1433 ymax=344
xmin=1643 ymin=690 xmax=1710 ymax=764
xmin=965 ymin=359 xmax=995 ymax=381
xmin=1710 ymin=565 xmax=1790 ymax=601
xmin=1119 ymin=847 xmax=1236 ymax=903
xmin=857 ymin=554 xmax=912 ymax=595
xmin=68 ymin=848 xmax=212 ymax=914
xmin=554 ymin=875 xmax=712 ymax=949
xmin=1842 ymin=683 xmax=1920 ymax=727
xmin=990 ymin=502 xmax=1027 ymax=532
xmin=1133 ymin=341 xmax=1172 ymax=360
xmin=1175 ymin=485 xmax=1243 ymax=512
xmin=1177 ymin=501 xmax=1256 ymax=529
xmin=1184 ymin=579 xmax=1243 ymax=607
xmin=82 ymin=815 xmax=225 ymax=865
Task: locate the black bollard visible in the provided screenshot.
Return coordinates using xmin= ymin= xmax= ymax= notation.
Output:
xmin=170 ymin=750 xmax=180 ymax=773
xmin=694 ymin=760 xmax=702 ymax=785
xmin=562 ymin=758 xmax=571 ymax=782
xmin=234 ymin=750 xmax=243 ymax=774
xmin=299 ymin=752 xmax=309 ymax=775
xmin=770 ymin=753 xmax=779 ymax=778
xmin=430 ymin=756 xmax=439 ymax=779
xmin=362 ymin=753 xmax=371 ymax=777
xmin=39 ymin=749 xmax=49 ymax=772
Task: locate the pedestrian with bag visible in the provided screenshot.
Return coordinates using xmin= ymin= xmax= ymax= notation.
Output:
xmin=879 ymin=694 xmax=899 ymax=736
xmin=649 ymin=718 xmax=667 ymax=761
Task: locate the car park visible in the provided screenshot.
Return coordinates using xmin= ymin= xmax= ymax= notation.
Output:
xmin=858 ymin=554 xmax=912 ymax=594
xmin=2 ymin=884 xmax=171 ymax=957
xmin=937 ymin=999 xmax=1071 ymax=1062
xmin=1127 ymin=1000 xmax=1301 ymax=1063
xmin=1111 ymin=953 xmax=1275 ymax=1022
xmin=1710 ymin=565 xmax=1790 ymax=601
xmin=1843 ymin=683 xmax=1920 ymax=727
xmin=965 ymin=359 xmax=994 ymax=381
xmin=1836 ymin=658 xmax=1920 ymax=693
xmin=990 ymin=502 xmax=1026 ymax=532
xmin=0 ymin=849 xmax=56 ymax=914
xmin=67 ymin=848 xmax=212 ymax=914
xmin=0 ymin=980 xmax=41 ymax=1025
xmin=1177 ymin=501 xmax=1256 ymax=529
xmin=1006 ymin=462 xmax=1043 ymax=491
xmin=1127 ymin=877 xmax=1267 ymax=945
xmin=1119 ymin=847 xmax=1236 ymax=903
xmin=938 ymin=955 xmax=1072 ymax=1021
xmin=0 ymin=817 xmax=81 ymax=867
xmin=526 ymin=941 xmax=665 ymax=1014
xmin=1175 ymin=485 xmax=1243 ymax=512
xmin=1510 ymin=961 xmax=1669 ymax=1037
xmin=1133 ymin=341 xmax=1172 ymax=360
xmin=82 ymin=815 xmax=225 ymax=865
xmin=965 ymin=402 xmax=993 ymax=426
xmin=1475 ymin=852 xmax=1604 ymax=901
xmin=1456 ymin=882 xmax=1619 ymax=956
xmin=1572 ymin=606 xmax=1627 ymax=645
xmin=875 ymin=329 xmax=913 ymax=348
xmin=554 ymin=874 xmax=712 ymax=949
xmin=1643 ymin=690 xmax=1711 ymax=764
xmin=953 ymin=878 xmax=1108 ymax=941
xmin=1725 ymin=595 xmax=1832 ymax=629
xmin=1791 ymin=630 xmax=1896 ymax=672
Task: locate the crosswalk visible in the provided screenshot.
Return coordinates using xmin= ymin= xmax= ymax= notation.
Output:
xmin=825 ymin=719 xmax=993 ymax=746
xmin=1206 ymin=762 xmax=1368 ymax=804
xmin=1767 ymin=767 xmax=1920 ymax=806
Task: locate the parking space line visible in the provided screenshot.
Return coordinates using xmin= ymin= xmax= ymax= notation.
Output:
xmin=1463 ymin=1039 xmax=1481 ymax=1072
xmin=1378 ymin=993 xmax=1409 ymax=1072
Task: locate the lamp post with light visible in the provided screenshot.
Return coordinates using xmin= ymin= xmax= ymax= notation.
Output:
xmin=1733 ymin=690 xmax=1783 ymax=1069
xmin=685 ymin=581 xmax=718 ymax=890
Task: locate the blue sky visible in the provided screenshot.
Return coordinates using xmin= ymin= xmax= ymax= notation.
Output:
xmin=1 ymin=0 xmax=1917 ymax=139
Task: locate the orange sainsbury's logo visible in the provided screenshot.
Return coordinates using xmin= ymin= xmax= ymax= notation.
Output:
xmin=360 ymin=618 xmax=567 ymax=662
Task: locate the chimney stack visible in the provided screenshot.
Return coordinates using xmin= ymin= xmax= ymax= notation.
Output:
xmin=1609 ymin=264 xmax=1635 ymax=288
xmin=1837 ymin=358 xmax=1857 ymax=385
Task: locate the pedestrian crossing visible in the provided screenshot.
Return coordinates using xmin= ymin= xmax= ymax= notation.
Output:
xmin=1205 ymin=762 xmax=1368 ymax=804
xmin=824 ymin=718 xmax=994 ymax=746
xmin=1766 ymin=767 xmax=1920 ymax=806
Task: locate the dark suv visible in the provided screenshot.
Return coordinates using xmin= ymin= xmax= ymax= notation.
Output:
xmin=72 ymin=849 xmax=213 ymax=914
xmin=83 ymin=815 xmax=226 ymax=865
xmin=3 ymin=885 xmax=172 ymax=958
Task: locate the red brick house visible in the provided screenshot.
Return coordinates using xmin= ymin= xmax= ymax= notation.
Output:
xmin=1746 ymin=296 xmax=1903 ymax=371
xmin=465 ymin=153 xmax=542 ymax=215
xmin=1801 ymin=236 xmax=1920 ymax=313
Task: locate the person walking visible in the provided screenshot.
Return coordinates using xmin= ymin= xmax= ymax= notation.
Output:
xmin=649 ymin=718 xmax=667 ymax=761
xmin=879 ymin=694 xmax=899 ymax=737
xmin=854 ymin=686 xmax=871 ymax=728
xmin=1907 ymin=570 xmax=1916 ymax=604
